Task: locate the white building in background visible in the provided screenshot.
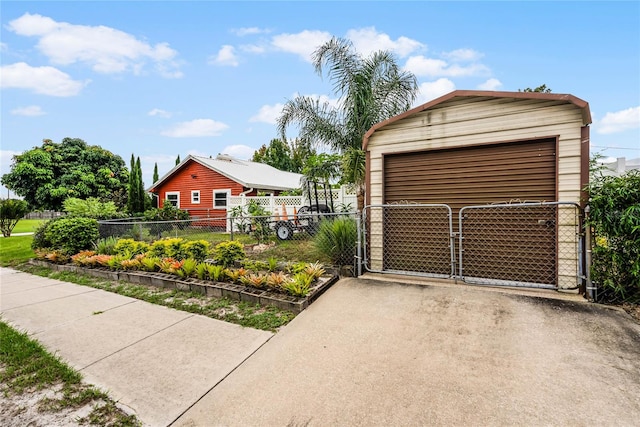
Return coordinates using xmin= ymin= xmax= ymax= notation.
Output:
xmin=600 ymin=157 xmax=640 ymax=176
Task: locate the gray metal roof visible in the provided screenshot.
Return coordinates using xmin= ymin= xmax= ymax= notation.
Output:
xmin=149 ymin=154 xmax=303 ymax=192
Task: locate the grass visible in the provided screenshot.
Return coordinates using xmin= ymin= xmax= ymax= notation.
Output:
xmin=12 ymin=219 xmax=45 ymax=234
xmin=0 ymin=319 xmax=140 ymax=426
xmin=19 ymin=265 xmax=296 ymax=332
xmin=0 ymin=235 xmax=35 ymax=267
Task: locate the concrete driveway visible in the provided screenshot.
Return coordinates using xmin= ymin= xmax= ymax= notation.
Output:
xmin=174 ymin=276 xmax=640 ymax=427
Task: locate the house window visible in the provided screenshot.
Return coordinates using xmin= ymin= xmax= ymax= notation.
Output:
xmin=165 ymin=192 xmax=180 ymax=208
xmin=191 ymin=190 xmax=200 ymax=204
xmin=213 ymin=189 xmax=231 ymax=209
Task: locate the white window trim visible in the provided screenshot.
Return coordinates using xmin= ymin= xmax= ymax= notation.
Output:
xmin=191 ymin=190 xmax=201 ymax=204
xmin=165 ymin=191 xmax=180 ymax=208
xmin=213 ymin=189 xmax=231 ymax=209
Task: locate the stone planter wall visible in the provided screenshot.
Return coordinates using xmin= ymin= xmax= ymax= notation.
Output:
xmin=28 ymin=259 xmax=338 ymax=313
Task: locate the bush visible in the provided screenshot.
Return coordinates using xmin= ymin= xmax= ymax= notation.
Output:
xmin=148 ymin=238 xmax=188 ymax=260
xmin=313 ymin=217 xmax=357 ymax=266
xmin=212 ymin=240 xmax=246 ymax=267
xmin=44 ymin=217 xmax=100 ymax=255
xmin=113 ymin=238 xmax=150 ymax=257
xmin=0 ymin=198 xmax=29 ymax=237
xmin=183 ymin=240 xmax=211 ymax=262
xmin=31 ymin=218 xmax=61 ymax=250
xmin=588 ymin=170 xmax=640 ymax=303
xmin=63 ymin=197 xmax=122 ymax=219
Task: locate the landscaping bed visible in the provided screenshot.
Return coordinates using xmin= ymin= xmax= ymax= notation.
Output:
xmin=28 ymin=259 xmax=338 ymax=314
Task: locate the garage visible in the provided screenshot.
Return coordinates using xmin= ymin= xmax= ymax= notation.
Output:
xmin=363 ymin=90 xmax=591 ymax=289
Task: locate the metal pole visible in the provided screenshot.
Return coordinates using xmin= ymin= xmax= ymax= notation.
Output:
xmin=356 ymin=213 xmax=362 ymax=277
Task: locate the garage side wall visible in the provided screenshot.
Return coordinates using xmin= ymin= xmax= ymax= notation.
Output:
xmin=366 ymin=97 xmax=586 ymax=288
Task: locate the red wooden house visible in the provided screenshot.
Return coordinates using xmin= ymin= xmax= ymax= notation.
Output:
xmin=147 ymin=154 xmax=303 ymax=225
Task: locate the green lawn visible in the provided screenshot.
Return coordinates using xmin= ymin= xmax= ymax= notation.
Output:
xmin=0 ymin=235 xmax=35 ymax=267
xmin=12 ymin=219 xmax=45 ymax=234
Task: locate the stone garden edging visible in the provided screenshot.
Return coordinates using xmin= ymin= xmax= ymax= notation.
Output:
xmin=27 ymin=259 xmax=339 ymax=313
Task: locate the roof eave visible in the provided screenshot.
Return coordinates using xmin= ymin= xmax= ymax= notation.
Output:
xmin=362 ymin=90 xmax=592 ymax=151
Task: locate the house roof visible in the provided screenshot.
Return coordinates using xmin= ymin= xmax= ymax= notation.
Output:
xmin=363 ymin=90 xmax=592 ymax=150
xmin=148 ymin=154 xmax=304 ymax=192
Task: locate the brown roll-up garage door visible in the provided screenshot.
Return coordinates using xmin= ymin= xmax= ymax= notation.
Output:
xmin=382 ymin=138 xmax=557 ymax=282
xmin=384 ymin=138 xmax=557 ymax=208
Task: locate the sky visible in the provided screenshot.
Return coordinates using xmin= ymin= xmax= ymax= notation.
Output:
xmin=1 ymin=1 xmax=639 ymax=198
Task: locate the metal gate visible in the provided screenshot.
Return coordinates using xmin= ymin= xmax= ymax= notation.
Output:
xmin=363 ymin=204 xmax=455 ymax=279
xmin=362 ymin=202 xmax=584 ymax=289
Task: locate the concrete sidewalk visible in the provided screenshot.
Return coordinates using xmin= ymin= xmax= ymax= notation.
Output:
xmin=0 ymin=267 xmax=273 ymax=426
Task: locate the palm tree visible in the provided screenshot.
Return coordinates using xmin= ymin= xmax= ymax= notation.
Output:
xmin=277 ymin=36 xmax=418 ymax=210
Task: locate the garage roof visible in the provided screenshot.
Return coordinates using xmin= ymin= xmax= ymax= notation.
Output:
xmin=363 ymin=90 xmax=592 ymax=150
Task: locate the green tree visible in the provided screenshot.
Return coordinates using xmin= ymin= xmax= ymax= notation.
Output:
xmin=175 ymin=155 xmax=181 ymax=165
xmin=0 ymin=199 xmax=29 ymax=237
xmin=1 ymin=138 xmax=128 ymax=211
xmin=519 ymin=84 xmax=552 ymax=93
xmin=152 ymin=162 xmax=159 ymax=208
xmin=277 ymin=37 xmax=418 ymax=210
xmin=127 ymin=155 xmax=148 ymax=215
xmin=127 ymin=154 xmax=139 ymax=214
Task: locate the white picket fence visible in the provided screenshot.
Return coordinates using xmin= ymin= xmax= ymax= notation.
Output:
xmin=228 ymin=185 xmax=358 ymax=218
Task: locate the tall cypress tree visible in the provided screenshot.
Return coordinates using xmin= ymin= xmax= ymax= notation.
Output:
xmin=175 ymin=155 xmax=181 ymax=165
xmin=127 ymin=154 xmax=137 ymax=214
xmin=152 ymin=162 xmax=159 ymax=208
xmin=136 ymin=157 xmax=146 ymax=213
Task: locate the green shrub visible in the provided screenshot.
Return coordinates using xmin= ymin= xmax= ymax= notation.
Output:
xmin=212 ymin=240 xmax=246 ymax=267
xmin=148 ymin=238 xmax=187 ymax=259
xmin=113 ymin=239 xmax=149 ymax=256
xmin=63 ymin=197 xmax=121 ymax=219
xmin=31 ymin=218 xmax=58 ymax=250
xmin=94 ymin=236 xmax=118 ymax=255
xmin=313 ymin=217 xmax=357 ymax=266
xmin=588 ymin=169 xmax=640 ymax=303
xmin=0 ymin=198 xmax=29 ymax=237
xmin=44 ymin=217 xmax=100 ymax=255
xmin=183 ymin=240 xmax=211 ymax=262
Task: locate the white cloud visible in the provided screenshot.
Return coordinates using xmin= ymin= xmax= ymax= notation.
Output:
xmin=7 ymin=13 xmax=182 ymax=77
xmin=240 ymin=44 xmax=267 ymax=54
xmin=0 ymin=62 xmax=88 ymax=96
xmin=233 ymin=27 xmax=269 ymax=36
xmin=250 ymin=103 xmax=284 ymax=124
xmin=161 ymin=119 xmax=229 ymax=138
xmin=271 ymin=30 xmax=332 ymax=62
xmin=11 ymin=105 xmax=46 ymax=116
xmin=210 ymin=45 xmax=239 ymax=66
xmin=0 ymin=42 xmax=7 ymax=52
xmin=442 ymin=48 xmax=483 ymax=62
xmin=346 ymin=27 xmax=424 ymax=57
xmin=404 ymin=55 xmax=489 ymax=77
xmin=597 ymin=106 xmax=640 ymax=134
xmin=414 ymin=78 xmax=456 ymax=105
xmin=477 ymin=78 xmax=502 ymax=91
xmin=220 ymin=144 xmax=256 ymax=160
xmin=147 ymin=108 xmax=172 ymax=118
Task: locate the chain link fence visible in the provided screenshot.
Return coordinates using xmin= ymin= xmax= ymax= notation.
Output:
xmin=98 ymin=210 xmax=361 ymax=271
